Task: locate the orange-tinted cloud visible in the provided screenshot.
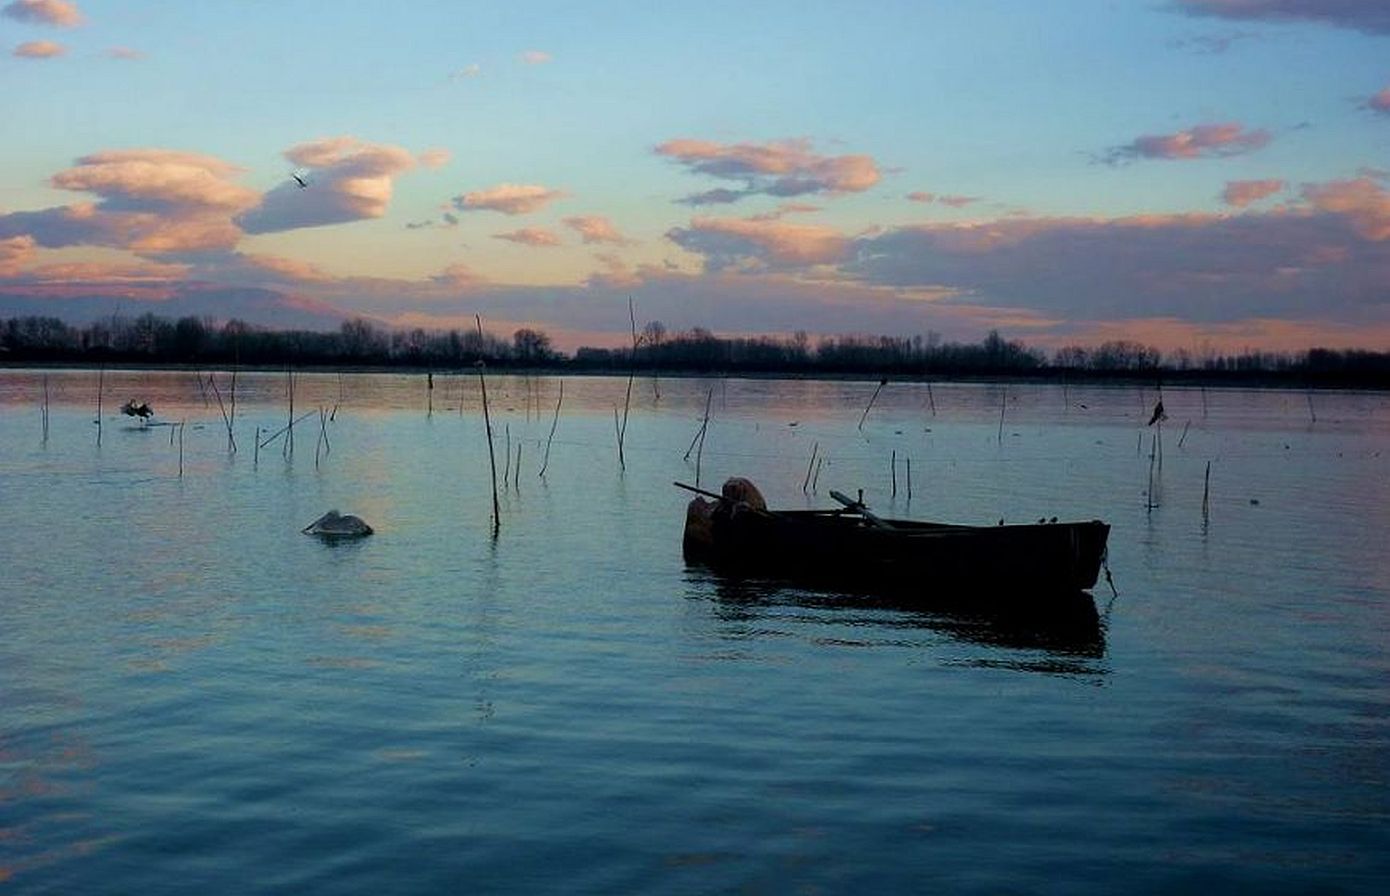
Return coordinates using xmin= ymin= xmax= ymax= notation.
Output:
xmin=430 ymin=263 xmax=489 ymax=290
xmin=1303 ymin=177 xmax=1390 ymax=240
xmin=0 ymin=235 xmax=36 ymax=274
xmin=13 ymin=39 xmax=64 ymax=57
xmin=107 ymin=46 xmax=144 ymax=60
xmin=907 ymin=192 xmax=979 ymax=207
xmin=2 ymin=0 xmax=83 ymax=27
xmin=667 ymin=216 xmax=852 ymax=270
xmin=656 ymin=137 xmax=881 ymax=204
xmin=493 ymin=227 xmax=561 ymax=247
xmin=519 ymin=49 xmax=552 ymax=64
xmin=563 ymin=215 xmax=632 ymax=245
xmin=454 ymin=183 xmax=566 ymax=215
xmin=1174 ymin=0 xmax=1390 ymax=34
xmin=1222 ymin=178 xmax=1286 ymax=206
xmin=418 ymin=148 xmax=451 ymax=169
xmin=907 ymin=192 xmax=934 ymax=203
xmin=0 ymin=149 xmax=256 ymax=252
xmin=1367 ymin=87 xmax=1390 ymax=115
xmin=1102 ymin=122 xmax=1271 ymax=164
xmin=239 ymin=137 xmax=422 ymax=233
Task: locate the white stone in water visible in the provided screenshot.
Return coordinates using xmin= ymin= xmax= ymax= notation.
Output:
xmin=302 ymin=509 xmax=373 ymax=538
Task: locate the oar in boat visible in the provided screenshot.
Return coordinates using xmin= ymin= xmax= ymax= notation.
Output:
xmin=672 ymin=481 xmax=783 ymax=519
xmin=829 ymin=489 xmax=896 ymax=529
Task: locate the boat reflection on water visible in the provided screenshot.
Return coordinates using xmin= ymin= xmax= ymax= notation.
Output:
xmin=683 ymin=565 xmax=1107 ymax=666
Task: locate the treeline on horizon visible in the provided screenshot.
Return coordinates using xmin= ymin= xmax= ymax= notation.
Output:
xmin=3 ymin=312 xmax=1388 ymax=385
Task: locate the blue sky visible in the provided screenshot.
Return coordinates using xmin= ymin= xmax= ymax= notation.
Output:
xmin=3 ymin=0 xmax=1390 ymax=350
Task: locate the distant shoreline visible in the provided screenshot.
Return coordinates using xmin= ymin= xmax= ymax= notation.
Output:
xmin=3 ymin=360 xmax=1387 ymax=391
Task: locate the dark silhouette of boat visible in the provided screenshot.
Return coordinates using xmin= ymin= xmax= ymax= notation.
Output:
xmin=679 ymin=479 xmax=1111 ymax=599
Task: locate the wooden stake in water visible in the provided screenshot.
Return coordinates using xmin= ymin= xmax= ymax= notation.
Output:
xmin=1178 ymin=419 xmax=1191 ymax=449
xmin=514 ymin=442 xmax=522 ymax=491
xmin=997 ymin=387 xmax=1006 ymax=444
xmin=177 ymin=420 xmax=185 ymax=478
xmin=1202 ymin=460 xmax=1211 ymax=522
xmin=802 ymin=441 xmax=819 ymax=493
xmin=284 ymin=365 xmax=295 ymax=458
xmin=95 ymin=364 xmax=104 ymax=446
xmin=41 ymin=374 xmax=50 ymax=445
xmin=906 ymin=457 xmax=913 ymax=500
xmin=476 ymin=315 xmax=500 ymax=536
xmin=503 ymin=423 xmax=512 ymax=487
xmin=1146 ymin=433 xmax=1158 ymax=512
xmin=1306 ymin=391 xmax=1317 ymax=424
xmin=891 ymin=450 xmax=897 ymax=497
xmin=208 ymin=373 xmax=236 ymax=453
xmin=927 ymin=382 xmax=936 ymax=416
xmin=254 ymin=426 xmax=260 ymax=467
xmin=539 ymin=380 xmax=563 ymax=479
xmin=427 ymin=370 xmax=434 ymax=418
xmin=859 ymin=378 xmax=888 ymax=430
xmin=812 ymin=456 xmax=823 ymax=492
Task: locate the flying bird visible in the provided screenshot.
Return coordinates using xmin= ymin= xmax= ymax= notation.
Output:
xmin=292 ymin=173 xmax=308 ymax=189
xmin=1147 ymin=399 xmax=1166 ymax=426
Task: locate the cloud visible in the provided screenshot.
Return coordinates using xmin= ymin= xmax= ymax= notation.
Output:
xmin=1222 ymin=178 xmax=1286 ymax=206
xmin=666 ymin=216 xmax=853 ymax=271
xmin=107 ymin=46 xmax=144 ymax=60
xmin=453 ymin=183 xmax=565 ymax=215
xmin=493 ymin=227 xmax=561 ymax=247
xmin=907 ymin=192 xmax=935 ymax=203
xmin=0 ymin=149 xmax=257 ymax=253
xmin=1173 ymin=0 xmax=1390 ymax=35
xmin=452 ymin=63 xmax=481 ymax=79
xmin=13 ymin=39 xmax=64 ymax=57
xmin=430 ymin=263 xmax=488 ymax=290
xmin=1168 ymin=31 xmax=1256 ymax=53
xmin=519 ymin=49 xmax=551 ymax=64
xmin=0 ymin=235 xmax=36 ymax=274
xmin=656 ymin=137 xmax=881 ymax=204
xmin=238 ymin=136 xmax=422 ymax=234
xmin=1367 ymin=87 xmax=1390 ymax=114
xmin=418 ymin=148 xmax=451 ymax=169
xmin=746 ymin=203 xmax=821 ymax=221
xmin=848 ymin=201 xmax=1390 ymax=324
xmin=906 ymin=191 xmax=979 ymax=207
xmin=563 ymin=215 xmax=633 ymax=245
xmin=1303 ymin=177 xmax=1390 ymax=240
xmin=1101 ymin=122 xmax=1272 ymax=164
xmin=2 ymin=1 xmax=83 ymax=27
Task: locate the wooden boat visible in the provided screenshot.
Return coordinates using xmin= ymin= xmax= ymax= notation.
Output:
xmin=679 ymin=479 xmax=1110 ymax=597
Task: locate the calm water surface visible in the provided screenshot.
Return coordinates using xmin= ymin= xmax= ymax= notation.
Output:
xmin=2 ymin=370 xmax=1388 ymax=893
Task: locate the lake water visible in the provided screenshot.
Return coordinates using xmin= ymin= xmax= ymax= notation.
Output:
xmin=2 ymin=369 xmax=1388 ymax=894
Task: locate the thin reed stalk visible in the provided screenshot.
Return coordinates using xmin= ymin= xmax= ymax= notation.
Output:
xmin=1178 ymin=419 xmax=1191 ymax=448
xmin=254 ymin=426 xmax=261 ymax=467
xmin=997 ymin=387 xmax=1006 ymax=443
xmin=859 ymin=378 xmax=887 ymax=430
xmin=258 ymin=410 xmax=318 ymax=450
xmin=906 ymin=457 xmax=912 ymax=500
xmin=1146 ymin=433 xmax=1158 ymax=512
xmin=802 ymin=441 xmax=819 ymax=493
xmin=812 ymin=456 xmax=823 ymax=492
xmin=503 ymin=423 xmax=512 ymax=487
xmin=1202 ymin=460 xmax=1211 ymax=522
xmin=284 ymin=366 xmax=295 ymax=458
xmin=207 ymin=373 xmax=237 ymax=452
xmin=514 ymin=443 xmax=522 ymax=491
xmin=1306 ymin=391 xmax=1317 ymax=424
xmin=41 ymin=374 xmax=50 ymax=444
xmin=539 ymin=380 xmax=563 ymax=478
xmin=476 ymin=314 xmax=501 ymax=536
xmin=95 ymin=364 xmax=104 ymax=446
xmin=927 ymin=382 xmax=936 ymax=416
xmin=684 ymin=388 xmax=713 ymax=462
xmin=177 ymin=420 xmax=185 ymax=478
xmin=891 ymin=450 xmax=897 ymax=497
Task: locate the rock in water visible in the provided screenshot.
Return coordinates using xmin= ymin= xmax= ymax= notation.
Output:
xmin=302 ymin=510 xmax=373 ymax=538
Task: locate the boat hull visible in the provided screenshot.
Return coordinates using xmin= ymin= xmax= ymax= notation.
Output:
xmin=684 ymin=503 xmax=1110 ymax=597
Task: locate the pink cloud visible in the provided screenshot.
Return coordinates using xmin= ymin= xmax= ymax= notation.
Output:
xmin=430 ymin=263 xmax=489 ymax=290
xmin=107 ymin=46 xmax=144 ymax=60
xmin=493 ymin=227 xmax=561 ymax=247
xmin=13 ymin=39 xmax=64 ymax=58
xmin=519 ymin=50 xmax=552 ymax=64
xmin=1102 ymin=122 xmax=1271 ymax=164
xmin=0 ymin=149 xmax=256 ymax=253
xmin=1222 ymin=178 xmax=1286 ymax=206
xmin=2 ymin=1 xmax=83 ymax=27
xmin=1367 ymin=87 xmax=1390 ymax=115
xmin=238 ymin=137 xmax=422 ymax=234
xmin=0 ymin=235 xmax=36 ymax=274
xmin=906 ymin=192 xmax=935 ymax=203
xmin=667 ymin=216 xmax=852 ymax=270
xmin=454 ymin=183 xmax=566 ymax=215
xmin=418 ymin=148 xmax=451 ymax=169
xmin=938 ymin=195 xmax=980 ymax=208
xmin=656 ymin=137 xmax=881 ymax=203
xmin=562 ymin=215 xmax=633 ymax=245
xmin=1174 ymin=1 xmax=1390 ymax=35
xmin=1303 ymin=178 xmax=1390 ymax=241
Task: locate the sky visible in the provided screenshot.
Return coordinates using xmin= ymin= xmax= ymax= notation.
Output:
xmin=2 ymin=0 xmax=1389 ymax=353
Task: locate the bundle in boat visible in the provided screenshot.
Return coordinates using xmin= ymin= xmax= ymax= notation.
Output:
xmin=678 ymin=478 xmax=1109 ymax=597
